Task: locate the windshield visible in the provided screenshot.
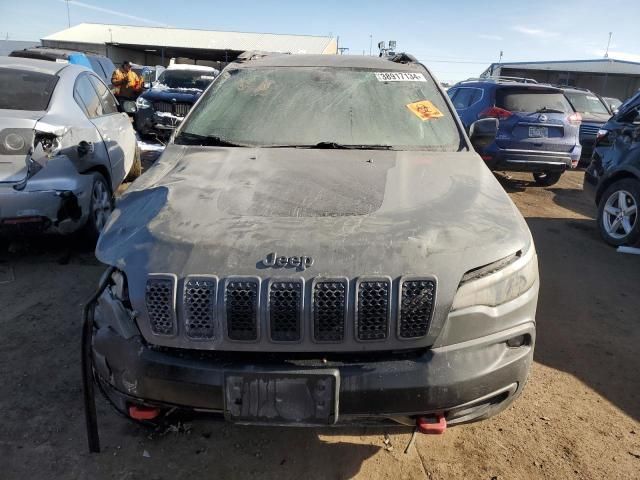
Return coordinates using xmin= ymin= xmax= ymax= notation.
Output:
xmin=156 ymin=69 xmax=216 ymax=91
xmin=177 ymin=67 xmax=461 ymax=150
xmin=564 ymin=91 xmax=610 ymax=115
xmin=0 ymin=68 xmax=58 ymax=111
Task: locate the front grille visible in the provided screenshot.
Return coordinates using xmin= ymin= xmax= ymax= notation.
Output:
xmin=399 ymin=279 xmax=436 ymax=338
xmin=580 ymin=124 xmax=600 ymax=136
xmin=184 ymin=278 xmax=216 ymax=339
xmin=145 ymin=278 xmax=176 ymax=335
xmin=225 ymin=280 xmax=258 ymax=341
xmin=153 ymin=101 xmax=192 ymax=117
xmin=269 ymin=281 xmax=302 ymax=342
xmin=313 ymin=280 xmax=347 ymax=342
xmin=356 ymin=280 xmax=390 ymax=341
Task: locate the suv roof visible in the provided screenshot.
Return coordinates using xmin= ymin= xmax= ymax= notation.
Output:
xmin=234 ymin=54 xmax=426 ymax=72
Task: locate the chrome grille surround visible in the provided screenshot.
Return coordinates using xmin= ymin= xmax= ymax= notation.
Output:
xmin=144 ymin=274 xmax=177 ymax=336
xmin=183 ymin=276 xmax=217 ymax=340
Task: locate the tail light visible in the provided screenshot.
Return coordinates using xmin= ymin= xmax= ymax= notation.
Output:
xmin=479 ymin=107 xmax=512 ymax=120
xmin=568 ymin=112 xmax=582 ymax=125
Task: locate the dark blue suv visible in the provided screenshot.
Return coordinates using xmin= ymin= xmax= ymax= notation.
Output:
xmin=448 ymin=78 xmax=582 ymax=186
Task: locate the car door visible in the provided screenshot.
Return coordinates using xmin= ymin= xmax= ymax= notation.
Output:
xmin=84 ymin=73 xmax=137 ymax=186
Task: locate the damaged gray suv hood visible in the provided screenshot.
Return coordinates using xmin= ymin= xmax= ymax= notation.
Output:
xmin=96 ymin=145 xmax=531 ymax=349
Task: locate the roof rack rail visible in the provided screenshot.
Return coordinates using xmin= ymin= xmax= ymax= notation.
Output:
xmin=462 ymin=76 xmax=539 ymax=84
xmin=546 ymin=83 xmax=592 ymax=92
xmin=234 ymin=50 xmax=289 ymax=63
xmin=387 ymin=52 xmax=418 ymax=64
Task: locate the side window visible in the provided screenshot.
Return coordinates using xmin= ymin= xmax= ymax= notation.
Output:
xmin=447 ymin=88 xmax=459 ymax=101
xmin=74 ymin=75 xmax=103 ymax=118
xmin=87 ymin=56 xmax=107 ymax=81
xmin=99 ymin=58 xmax=115 ymax=81
xmin=89 ymin=75 xmax=119 ymax=115
xmin=451 ymin=88 xmax=483 ymax=109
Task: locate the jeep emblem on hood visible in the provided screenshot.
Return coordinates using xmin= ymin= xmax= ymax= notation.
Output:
xmin=261 ymin=252 xmax=314 ymax=271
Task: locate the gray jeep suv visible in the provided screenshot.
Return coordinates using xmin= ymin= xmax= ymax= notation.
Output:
xmin=84 ymin=54 xmax=538 ymax=449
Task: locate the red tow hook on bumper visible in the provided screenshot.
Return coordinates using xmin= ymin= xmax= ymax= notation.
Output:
xmin=128 ymin=405 xmax=160 ymax=421
xmin=416 ymin=414 xmax=447 ymax=434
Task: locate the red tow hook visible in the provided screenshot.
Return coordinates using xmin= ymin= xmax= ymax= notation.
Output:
xmin=416 ymin=414 xmax=447 ymax=434
xmin=128 ymin=405 xmax=160 ymax=420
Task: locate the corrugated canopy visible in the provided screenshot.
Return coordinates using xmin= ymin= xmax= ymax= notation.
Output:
xmin=42 ymin=23 xmax=337 ymax=55
xmin=487 ymin=59 xmax=640 ymax=75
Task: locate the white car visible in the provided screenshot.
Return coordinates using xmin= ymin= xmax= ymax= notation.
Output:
xmin=0 ymin=56 xmax=140 ymax=239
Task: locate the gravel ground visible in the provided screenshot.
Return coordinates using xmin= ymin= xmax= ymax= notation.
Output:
xmin=0 ymin=165 xmax=638 ymax=480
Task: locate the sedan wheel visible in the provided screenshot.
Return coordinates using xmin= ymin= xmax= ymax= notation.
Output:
xmin=82 ymin=173 xmax=113 ymax=242
xmin=598 ymin=179 xmax=640 ymax=246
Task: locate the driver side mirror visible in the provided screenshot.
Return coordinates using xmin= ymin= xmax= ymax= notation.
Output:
xmin=610 ymin=105 xmax=619 ymax=115
xmin=144 ymin=82 xmax=151 ymax=89
xmin=469 ymin=118 xmax=499 ymax=144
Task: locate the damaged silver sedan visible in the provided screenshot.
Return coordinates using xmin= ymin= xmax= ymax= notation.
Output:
xmin=0 ymin=57 xmax=140 ymax=238
xmin=84 ymin=53 xmax=539 ymax=451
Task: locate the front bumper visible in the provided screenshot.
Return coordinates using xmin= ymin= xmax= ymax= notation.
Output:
xmin=135 ymin=108 xmax=185 ymax=137
xmin=92 ymin=284 xmax=536 ymax=426
xmin=0 ymin=160 xmax=94 ymax=235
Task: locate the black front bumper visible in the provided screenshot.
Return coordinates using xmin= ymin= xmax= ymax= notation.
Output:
xmin=92 ymin=323 xmax=534 ymax=426
xmin=488 ymin=149 xmax=572 ymax=173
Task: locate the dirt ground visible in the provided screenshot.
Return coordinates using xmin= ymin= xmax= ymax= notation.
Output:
xmin=0 ymin=166 xmax=638 ymax=480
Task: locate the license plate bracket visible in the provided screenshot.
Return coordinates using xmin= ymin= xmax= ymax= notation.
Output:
xmin=529 ymin=126 xmax=548 ymax=138
xmin=224 ymin=370 xmax=339 ymax=425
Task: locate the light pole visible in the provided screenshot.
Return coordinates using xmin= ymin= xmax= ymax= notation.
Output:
xmin=369 ymin=35 xmax=372 ymax=56
xmin=65 ymin=0 xmax=71 ymax=28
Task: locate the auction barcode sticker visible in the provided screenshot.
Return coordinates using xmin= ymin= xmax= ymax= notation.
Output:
xmin=375 ymin=72 xmax=427 ymax=82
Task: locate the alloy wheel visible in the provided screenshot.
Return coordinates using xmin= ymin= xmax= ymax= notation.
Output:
xmin=602 ymin=189 xmax=638 ymax=240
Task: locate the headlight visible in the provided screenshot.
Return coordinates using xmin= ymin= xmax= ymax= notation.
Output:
xmin=451 ymin=245 xmax=538 ymax=311
xmin=136 ymin=97 xmax=151 ymax=109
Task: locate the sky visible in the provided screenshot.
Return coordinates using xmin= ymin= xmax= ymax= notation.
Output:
xmin=1 ymin=0 xmax=639 ymax=83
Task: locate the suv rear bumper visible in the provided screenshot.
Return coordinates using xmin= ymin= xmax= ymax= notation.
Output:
xmin=484 ymin=146 xmax=580 ymax=172
xmin=92 ymin=319 xmax=535 ymax=426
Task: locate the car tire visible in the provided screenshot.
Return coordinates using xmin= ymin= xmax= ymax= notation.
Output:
xmin=81 ymin=173 xmax=113 ymax=242
xmin=125 ymin=145 xmax=142 ymax=182
xmin=597 ymin=178 xmax=640 ymax=247
xmin=533 ymin=171 xmax=562 ymax=187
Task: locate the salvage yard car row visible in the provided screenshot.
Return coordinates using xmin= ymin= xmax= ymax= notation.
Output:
xmin=0 ymin=49 xmax=637 ymax=456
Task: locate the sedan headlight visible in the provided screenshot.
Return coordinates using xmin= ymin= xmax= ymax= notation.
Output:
xmin=451 ymin=245 xmax=538 ymax=311
xmin=136 ymin=96 xmax=151 ymax=109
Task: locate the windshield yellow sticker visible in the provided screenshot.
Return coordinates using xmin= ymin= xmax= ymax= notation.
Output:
xmin=406 ymin=100 xmax=444 ymax=120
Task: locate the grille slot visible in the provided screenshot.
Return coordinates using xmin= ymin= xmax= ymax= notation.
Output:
xmin=399 ymin=279 xmax=436 ymax=339
xmin=225 ymin=280 xmax=259 ymax=341
xmin=313 ymin=280 xmax=346 ymax=342
xmin=153 ymin=101 xmax=191 ymax=117
xmin=145 ymin=278 xmax=176 ymax=335
xmin=269 ymin=281 xmax=302 ymax=342
xmin=184 ymin=278 xmax=216 ymax=339
xmin=356 ymin=280 xmax=390 ymax=341
xmin=580 ymin=124 xmax=600 ymax=136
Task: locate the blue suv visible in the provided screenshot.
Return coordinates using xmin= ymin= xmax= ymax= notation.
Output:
xmin=448 ymin=78 xmax=582 ymax=186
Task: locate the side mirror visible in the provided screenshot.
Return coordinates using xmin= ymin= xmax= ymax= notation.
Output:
xmin=610 ymin=105 xmax=619 ymax=115
xmin=119 ymin=100 xmax=137 ymax=114
xmin=144 ymin=82 xmax=151 ymax=89
xmin=469 ymin=118 xmax=499 ymax=142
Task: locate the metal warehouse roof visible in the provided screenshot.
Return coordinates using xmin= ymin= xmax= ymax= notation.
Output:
xmin=486 ymin=59 xmax=640 ymax=75
xmin=42 ymin=23 xmax=337 ymax=55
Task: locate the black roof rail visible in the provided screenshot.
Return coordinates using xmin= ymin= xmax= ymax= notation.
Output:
xmin=546 ymin=83 xmax=592 ymax=92
xmin=234 ymin=50 xmax=289 ymax=63
xmin=462 ymin=76 xmax=539 ymax=84
xmin=387 ymin=52 xmax=418 ymax=64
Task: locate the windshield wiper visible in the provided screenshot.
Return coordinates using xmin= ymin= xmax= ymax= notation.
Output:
xmin=527 ymin=107 xmax=565 ymax=116
xmin=174 ymin=132 xmax=247 ymax=147
xmin=266 ymin=142 xmax=395 ymax=150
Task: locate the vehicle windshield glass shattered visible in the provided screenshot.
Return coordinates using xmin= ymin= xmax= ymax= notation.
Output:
xmin=178 ymin=67 xmax=462 ymax=150
xmin=155 ymin=70 xmax=215 ymax=91
xmin=0 ymin=69 xmax=58 ymax=111
xmin=564 ymin=91 xmax=610 ymax=115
